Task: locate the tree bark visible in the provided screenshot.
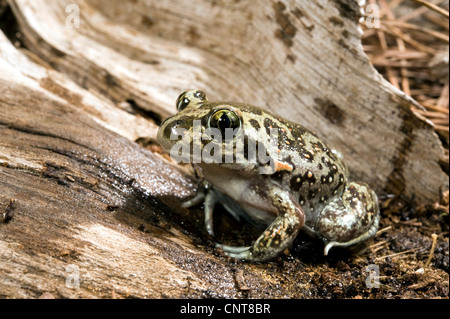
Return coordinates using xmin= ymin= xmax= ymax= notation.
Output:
xmin=0 ymin=0 xmax=448 ymax=298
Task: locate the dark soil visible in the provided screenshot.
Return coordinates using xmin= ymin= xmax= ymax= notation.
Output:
xmin=201 ymin=190 xmax=449 ymax=298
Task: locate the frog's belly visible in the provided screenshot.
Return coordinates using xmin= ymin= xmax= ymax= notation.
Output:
xmin=218 ymin=182 xmax=277 ymax=226
xmin=238 ymin=203 xmax=275 ymax=226
xmin=198 ymin=164 xmax=277 ymax=226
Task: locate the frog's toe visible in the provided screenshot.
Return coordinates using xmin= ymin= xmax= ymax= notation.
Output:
xmin=204 ymin=200 xmax=215 ymax=237
xmin=182 ymin=180 xmax=210 ymax=208
xmin=323 ymin=241 xmax=340 ymax=255
xmin=323 ymin=240 xmax=360 ymax=255
xmin=216 ymin=244 xmax=253 ymax=260
xmin=182 ymin=193 xmax=205 ymax=208
xmin=217 ymin=244 xmax=251 ymax=253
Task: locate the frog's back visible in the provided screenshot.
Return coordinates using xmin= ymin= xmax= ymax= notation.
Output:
xmin=235 ymin=104 xmax=349 ymax=220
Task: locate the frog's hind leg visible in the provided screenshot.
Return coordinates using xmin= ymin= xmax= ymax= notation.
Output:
xmin=315 ymin=182 xmax=380 ymax=255
xmin=323 ymin=212 xmax=379 ymax=255
xmin=218 ymin=189 xmax=305 ymax=262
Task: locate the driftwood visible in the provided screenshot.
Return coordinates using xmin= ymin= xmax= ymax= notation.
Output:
xmin=0 ymin=0 xmax=448 ymax=299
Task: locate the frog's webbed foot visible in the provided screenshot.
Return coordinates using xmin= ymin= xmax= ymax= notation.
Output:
xmin=183 ymin=180 xmax=246 ymax=237
xmin=217 ymin=190 xmax=305 ymax=262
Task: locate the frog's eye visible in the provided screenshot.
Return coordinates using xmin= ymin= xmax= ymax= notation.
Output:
xmin=208 ymin=109 xmax=241 ymax=135
xmin=193 ymin=90 xmax=206 ymax=101
xmin=176 ymin=92 xmax=190 ymax=111
xmin=176 ymin=90 xmax=207 ymax=111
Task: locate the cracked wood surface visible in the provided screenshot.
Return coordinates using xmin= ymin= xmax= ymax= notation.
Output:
xmin=0 ymin=0 xmax=448 ymax=298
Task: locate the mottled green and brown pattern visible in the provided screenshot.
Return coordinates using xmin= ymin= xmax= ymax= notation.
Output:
xmin=157 ymin=90 xmax=380 ymax=262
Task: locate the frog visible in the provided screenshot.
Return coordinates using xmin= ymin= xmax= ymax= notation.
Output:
xmin=157 ymin=90 xmax=380 ymax=262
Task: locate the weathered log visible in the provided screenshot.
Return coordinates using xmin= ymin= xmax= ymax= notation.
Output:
xmin=7 ymin=0 xmax=448 ymax=203
xmin=0 ymin=0 xmax=448 ymax=299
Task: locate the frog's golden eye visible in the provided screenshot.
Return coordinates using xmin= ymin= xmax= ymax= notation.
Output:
xmin=208 ymin=109 xmax=241 ymax=135
xmin=176 ymin=92 xmax=190 ymax=111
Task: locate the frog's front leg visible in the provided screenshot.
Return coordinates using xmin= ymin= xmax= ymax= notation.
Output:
xmin=218 ymin=188 xmax=305 ymax=262
xmin=182 ymin=180 xmax=215 ymax=236
xmin=183 ymin=180 xmax=246 ymax=237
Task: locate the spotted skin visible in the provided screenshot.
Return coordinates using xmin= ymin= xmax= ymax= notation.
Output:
xmin=157 ymin=90 xmax=380 ymax=262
